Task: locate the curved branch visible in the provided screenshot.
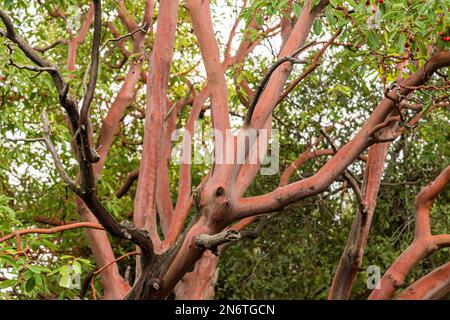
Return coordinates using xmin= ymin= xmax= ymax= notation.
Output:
xmin=396 ymin=261 xmax=450 ymax=300
xmin=115 ymin=169 xmax=139 ymax=198
xmin=41 ymin=110 xmax=79 ymax=194
xmin=0 ymin=222 xmax=104 ymax=243
xmin=369 ymin=165 xmax=450 ymax=300
xmin=277 ymin=28 xmax=342 ymax=105
xmin=186 ymin=0 xmax=231 ymax=144
xmin=33 ymin=39 xmax=66 ymax=53
xmin=234 ymin=51 xmax=450 ymax=219
xmin=79 ymin=0 xmax=101 ymax=128
xmin=134 ymin=0 xmax=179 ymax=250
xmin=244 ymin=42 xmax=312 ymax=124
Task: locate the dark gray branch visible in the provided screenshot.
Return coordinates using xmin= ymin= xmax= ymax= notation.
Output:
xmin=115 ymin=169 xmax=139 ymax=198
xmin=33 ymin=39 xmax=66 ymax=53
xmin=196 ymin=230 xmax=241 ymax=255
xmin=79 ymin=0 xmax=102 ymax=165
xmin=244 ymin=41 xmax=316 ymax=125
xmin=1 ymin=5 xmax=154 ymax=259
xmin=100 ymin=22 xmax=148 ymax=52
xmin=320 ymin=128 xmax=366 ymax=212
xmin=80 ymin=0 xmax=101 ymax=126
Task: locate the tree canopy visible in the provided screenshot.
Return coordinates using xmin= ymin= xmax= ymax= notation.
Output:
xmin=0 ymin=0 xmax=449 ymax=300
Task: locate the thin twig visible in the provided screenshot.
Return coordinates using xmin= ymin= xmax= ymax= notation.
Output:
xmin=244 ymin=41 xmax=314 ymax=124
xmin=320 ymin=128 xmax=365 ymax=211
xmin=0 ymin=222 xmax=104 ymax=243
xmin=41 ymin=110 xmax=79 ymax=193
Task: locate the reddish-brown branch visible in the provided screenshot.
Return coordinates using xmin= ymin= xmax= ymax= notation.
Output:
xmin=70 ymin=0 xmax=153 ymax=299
xmin=0 ymin=222 xmax=104 ymax=243
xmin=165 ymin=8 xmax=271 ymax=248
xmin=369 ymin=165 xmax=450 ymax=300
xmin=67 ymin=2 xmax=94 ymax=74
xmin=247 ymin=0 xmax=329 ymax=130
xmin=134 ymin=0 xmax=179 ymax=251
xmin=233 ymin=115 xmax=273 ymax=198
xmin=277 ymin=28 xmax=342 ymax=105
xmin=224 ymin=0 xmax=248 ymax=61
xmin=156 ymin=100 xmax=178 ymax=235
xmin=88 ymin=251 xmax=140 ymax=298
xmin=280 ymin=0 xmax=294 ymax=45
xmin=279 ymin=149 xmax=335 ymax=186
xmin=234 ymin=51 xmax=450 ymax=219
xmin=117 ymin=0 xmax=139 ymax=32
xmin=228 ymin=143 xmax=333 ymax=248
xmin=115 ymin=169 xmax=139 ymax=198
xmin=186 ymin=0 xmax=231 ymax=149
xmin=164 ymin=91 xmax=209 ymax=246
xmin=396 ymin=261 xmax=450 ymax=300
xmin=329 ymin=138 xmax=392 ymax=300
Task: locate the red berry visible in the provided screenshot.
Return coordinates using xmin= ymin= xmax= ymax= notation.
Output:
xmin=442 ymin=36 xmax=450 ymax=42
xmin=378 ymin=0 xmax=384 ymax=4
xmin=366 ymin=0 xmax=370 ymax=5
xmin=264 ymin=16 xmax=268 ymax=21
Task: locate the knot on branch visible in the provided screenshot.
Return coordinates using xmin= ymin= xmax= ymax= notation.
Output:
xmin=147 ymin=278 xmax=161 ymax=291
xmin=119 ymin=220 xmax=135 ymax=239
xmin=195 ymin=230 xmax=241 ymax=255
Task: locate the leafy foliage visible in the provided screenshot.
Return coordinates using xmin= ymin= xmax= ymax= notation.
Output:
xmin=0 ymin=0 xmax=449 ymax=299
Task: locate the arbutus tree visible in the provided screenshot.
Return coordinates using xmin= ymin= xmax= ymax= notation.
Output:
xmin=0 ymin=0 xmax=449 ymax=300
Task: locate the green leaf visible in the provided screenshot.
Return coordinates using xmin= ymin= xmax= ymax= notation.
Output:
xmin=41 ymin=239 xmax=59 ymax=251
xmin=313 ymin=19 xmax=322 ymax=36
xmin=0 ymin=279 xmax=16 ymax=289
xmin=396 ymin=33 xmax=407 ymax=54
xmin=25 ymin=276 xmax=36 ymax=292
xmin=293 ymin=2 xmax=301 ymax=18
xmin=368 ymin=30 xmax=380 ymax=50
xmin=0 ymin=254 xmax=18 ymax=268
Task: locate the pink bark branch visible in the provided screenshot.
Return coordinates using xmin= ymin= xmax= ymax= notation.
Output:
xmin=171 ymin=90 xmax=210 ymax=234
xmin=67 ymin=2 xmax=94 ymax=74
xmin=0 ymin=222 xmax=103 ymax=243
xmin=328 ymin=139 xmax=392 ymax=300
xmin=75 ymin=0 xmax=154 ymax=299
xmin=224 ymin=0 xmax=248 ymax=61
xmin=247 ymin=0 xmax=328 ymax=130
xmin=234 ymin=51 xmax=450 ymax=219
xmin=280 ymin=0 xmax=294 ymax=46
xmin=369 ymin=165 xmax=450 ymax=300
xmin=134 ymin=0 xmax=179 ymax=251
xmin=396 ymin=261 xmax=450 ymax=300
xmin=279 ymin=149 xmax=335 ymax=186
xmin=117 ymin=0 xmax=138 ymax=32
xmin=186 ymin=0 xmax=231 ymax=150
